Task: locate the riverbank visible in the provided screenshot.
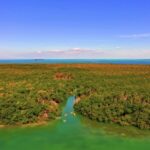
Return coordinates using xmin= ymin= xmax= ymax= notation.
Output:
xmin=0 ymin=121 xmax=47 ymax=128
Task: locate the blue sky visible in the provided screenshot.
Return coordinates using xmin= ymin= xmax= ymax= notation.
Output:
xmin=0 ymin=0 xmax=150 ymax=58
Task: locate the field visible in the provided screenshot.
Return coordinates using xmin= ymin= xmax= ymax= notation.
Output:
xmin=0 ymin=64 xmax=150 ymax=129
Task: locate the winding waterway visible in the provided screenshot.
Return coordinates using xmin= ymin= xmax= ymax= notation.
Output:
xmin=0 ymin=96 xmax=150 ymax=150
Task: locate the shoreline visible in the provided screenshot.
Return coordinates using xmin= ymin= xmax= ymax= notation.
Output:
xmin=0 ymin=121 xmax=48 ymax=128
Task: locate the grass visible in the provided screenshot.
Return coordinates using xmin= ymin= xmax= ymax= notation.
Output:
xmin=0 ymin=64 xmax=149 ymax=129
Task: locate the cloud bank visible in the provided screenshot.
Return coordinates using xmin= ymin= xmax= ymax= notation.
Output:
xmin=119 ymin=33 xmax=150 ymax=39
xmin=0 ymin=48 xmax=150 ymax=59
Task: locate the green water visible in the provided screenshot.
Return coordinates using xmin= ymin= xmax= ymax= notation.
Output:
xmin=0 ymin=96 xmax=150 ymax=150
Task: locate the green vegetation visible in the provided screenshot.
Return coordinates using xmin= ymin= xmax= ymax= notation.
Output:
xmin=0 ymin=64 xmax=150 ymax=129
xmin=74 ymin=94 xmax=150 ymax=129
xmin=0 ymin=65 xmax=70 ymax=125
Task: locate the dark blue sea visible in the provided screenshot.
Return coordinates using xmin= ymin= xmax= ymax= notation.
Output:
xmin=0 ymin=59 xmax=149 ymax=64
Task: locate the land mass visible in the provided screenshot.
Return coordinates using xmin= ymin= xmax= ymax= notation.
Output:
xmin=0 ymin=64 xmax=149 ymax=129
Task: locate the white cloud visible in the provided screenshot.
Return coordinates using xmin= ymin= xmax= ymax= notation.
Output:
xmin=71 ymin=48 xmax=82 ymax=51
xmin=115 ymin=46 xmax=121 ymax=49
xmin=0 ymin=48 xmax=150 ymax=59
xmin=37 ymin=50 xmax=42 ymax=54
xmin=119 ymin=33 xmax=150 ymax=39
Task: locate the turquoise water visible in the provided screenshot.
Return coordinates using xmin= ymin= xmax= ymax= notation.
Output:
xmin=0 ymin=96 xmax=150 ymax=150
xmin=0 ymin=59 xmax=150 ymax=64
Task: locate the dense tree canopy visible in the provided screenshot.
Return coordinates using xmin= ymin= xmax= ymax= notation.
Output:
xmin=0 ymin=64 xmax=149 ymax=129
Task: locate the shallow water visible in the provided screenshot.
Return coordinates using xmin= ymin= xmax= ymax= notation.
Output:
xmin=0 ymin=96 xmax=150 ymax=150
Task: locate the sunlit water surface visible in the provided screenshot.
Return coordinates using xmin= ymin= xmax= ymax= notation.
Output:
xmin=0 ymin=96 xmax=150 ymax=150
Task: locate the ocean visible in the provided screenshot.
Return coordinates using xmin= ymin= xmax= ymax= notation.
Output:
xmin=0 ymin=59 xmax=149 ymax=64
